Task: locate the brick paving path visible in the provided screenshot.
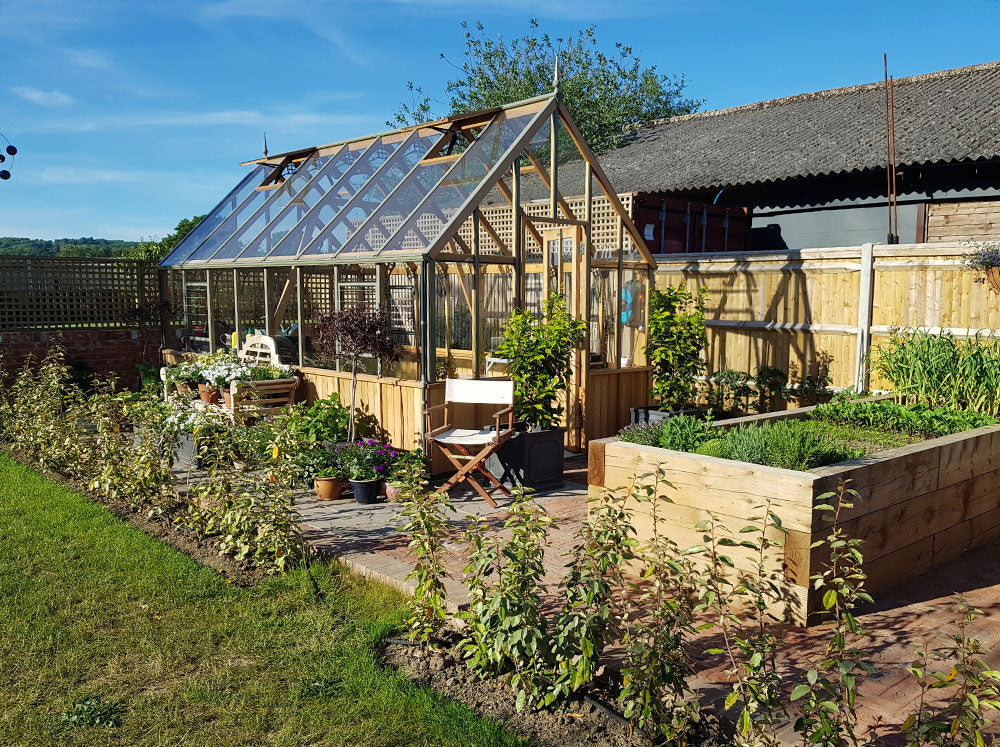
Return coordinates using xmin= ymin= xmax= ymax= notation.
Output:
xmin=296 ymin=453 xmax=1000 ymax=743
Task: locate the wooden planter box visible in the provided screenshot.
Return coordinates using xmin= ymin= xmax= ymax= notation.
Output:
xmin=588 ymin=409 xmax=1000 ymax=626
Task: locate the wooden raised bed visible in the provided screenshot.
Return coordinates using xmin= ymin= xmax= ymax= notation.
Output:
xmin=588 ymin=409 xmax=1000 ymax=626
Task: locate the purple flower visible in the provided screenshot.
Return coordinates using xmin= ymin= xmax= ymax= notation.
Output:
xmin=374 ymin=465 xmax=384 ymax=473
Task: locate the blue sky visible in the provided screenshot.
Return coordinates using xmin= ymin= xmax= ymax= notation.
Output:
xmin=2 ymin=0 xmax=999 ymax=240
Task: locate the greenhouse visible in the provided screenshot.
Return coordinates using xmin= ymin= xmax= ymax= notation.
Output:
xmin=160 ymin=93 xmax=655 ymax=452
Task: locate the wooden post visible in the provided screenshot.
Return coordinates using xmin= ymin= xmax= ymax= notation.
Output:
xmin=512 ymin=160 xmax=523 ymax=307
xmin=157 ymin=268 xmax=168 ymax=354
xmin=854 ymin=242 xmax=875 ymax=392
xmin=180 ymin=269 xmax=189 ymax=351
xmin=426 ymin=262 xmax=437 ymax=382
xmin=582 ymin=163 xmax=593 ymax=442
xmin=444 ymin=266 xmax=452 ymax=363
xmin=549 ymin=111 xmax=558 ymax=220
xmin=615 ymin=216 xmax=624 ymax=368
xmin=333 ymin=266 xmax=341 ymax=371
xmin=262 ymin=267 xmax=273 ymax=338
xmin=419 ymin=259 xmax=429 ymax=385
xmin=232 ymin=268 xmax=240 ymax=350
xmin=295 ymin=266 xmax=304 ymax=367
xmin=472 ymin=209 xmax=482 ymax=378
xmin=375 ymin=264 xmax=383 ymax=377
xmin=206 ymin=270 xmax=216 ymax=353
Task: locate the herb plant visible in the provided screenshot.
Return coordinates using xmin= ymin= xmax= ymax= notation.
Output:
xmin=493 ymin=293 xmax=586 ymax=431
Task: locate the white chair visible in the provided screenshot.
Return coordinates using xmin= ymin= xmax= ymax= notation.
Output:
xmin=424 ymin=379 xmax=515 ymax=507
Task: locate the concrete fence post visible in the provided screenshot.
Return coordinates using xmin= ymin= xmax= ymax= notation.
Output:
xmin=854 ymin=242 xmax=875 ymax=392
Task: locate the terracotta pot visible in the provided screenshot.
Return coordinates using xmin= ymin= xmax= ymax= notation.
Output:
xmin=385 ymin=482 xmax=405 ymax=501
xmin=223 ymin=388 xmax=233 ymax=409
xmin=314 ymin=476 xmax=344 ymax=501
xmin=198 ymin=383 xmax=220 ymax=404
xmin=987 ymin=266 xmax=1000 ymax=294
xmin=176 ymin=382 xmax=193 ymax=396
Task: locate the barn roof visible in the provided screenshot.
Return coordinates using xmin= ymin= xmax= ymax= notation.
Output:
xmin=593 ymin=60 xmax=1000 ymax=194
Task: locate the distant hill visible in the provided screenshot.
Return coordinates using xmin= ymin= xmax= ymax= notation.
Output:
xmin=0 ymin=237 xmax=143 ymax=259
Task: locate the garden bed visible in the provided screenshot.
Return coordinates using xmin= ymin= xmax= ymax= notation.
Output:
xmin=589 ymin=402 xmax=1000 ymax=626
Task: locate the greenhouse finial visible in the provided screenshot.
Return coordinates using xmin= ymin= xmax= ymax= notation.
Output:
xmin=553 ymin=54 xmax=560 ymax=92
xmin=262 ymin=132 xmax=268 ymax=158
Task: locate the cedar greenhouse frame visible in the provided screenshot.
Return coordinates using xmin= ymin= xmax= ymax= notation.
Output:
xmin=160 ymin=93 xmax=656 ymax=459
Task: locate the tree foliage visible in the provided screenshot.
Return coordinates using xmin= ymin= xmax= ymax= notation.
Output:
xmin=390 ymin=19 xmax=700 ymax=153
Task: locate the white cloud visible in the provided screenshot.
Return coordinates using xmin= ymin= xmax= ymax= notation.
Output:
xmin=65 ymin=48 xmax=115 ymax=71
xmin=30 ymin=109 xmax=375 ymax=133
xmin=11 ymin=86 xmax=74 ymax=107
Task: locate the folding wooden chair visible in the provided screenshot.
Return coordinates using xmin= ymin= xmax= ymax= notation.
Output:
xmin=423 ymin=379 xmax=515 ymax=507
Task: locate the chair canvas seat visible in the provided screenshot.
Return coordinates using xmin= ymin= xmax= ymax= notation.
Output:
xmin=432 ymin=427 xmax=496 ymax=445
xmin=424 ymin=378 xmax=516 ymax=507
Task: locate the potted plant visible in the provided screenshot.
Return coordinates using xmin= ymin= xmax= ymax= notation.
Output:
xmin=384 ymin=448 xmax=428 ymax=501
xmin=314 ymin=306 xmax=399 ymax=443
xmin=632 ymin=284 xmax=708 ymax=424
xmin=487 ymin=293 xmax=586 ymax=492
xmin=313 ymin=466 xmax=345 ymax=501
xmin=334 ymin=439 xmax=399 ymax=504
xmin=964 ymin=243 xmax=1000 ymax=292
xmin=165 ymin=360 xmax=201 ymax=396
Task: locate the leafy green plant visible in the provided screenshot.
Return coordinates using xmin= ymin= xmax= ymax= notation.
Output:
xmin=493 ymin=293 xmax=586 ymax=430
xmin=723 ymin=425 xmax=773 ymax=466
xmin=333 ymin=439 xmax=399 ymax=481
xmin=645 ymin=284 xmax=707 ymax=410
xmin=460 ymin=488 xmax=554 ymax=710
xmin=813 ymin=399 xmax=996 ymax=437
xmin=293 ymin=394 xmax=351 ymax=447
xmin=752 ymin=365 xmax=788 ymax=414
xmin=696 ymin=502 xmax=787 ymax=745
xmin=708 ymin=368 xmax=753 ymax=413
xmin=549 ymin=489 xmax=636 ymax=701
xmin=873 ymin=329 xmax=1000 ymax=416
xmin=618 ymin=421 xmax=664 ymax=446
xmin=790 ymin=482 xmax=875 ymax=745
xmin=761 ymin=420 xmax=863 ymax=471
xmin=618 ymin=470 xmax=704 ymax=741
xmin=60 ymin=697 xmax=122 ymax=728
xmin=397 ymin=462 xmax=455 ymax=646
xmin=655 ymin=413 xmax=715 ymax=452
xmin=901 ymin=596 xmax=1000 ymax=746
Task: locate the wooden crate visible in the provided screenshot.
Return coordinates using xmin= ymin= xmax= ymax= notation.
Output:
xmin=588 ymin=412 xmax=1000 ymax=626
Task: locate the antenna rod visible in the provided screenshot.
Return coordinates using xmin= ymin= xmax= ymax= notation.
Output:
xmin=884 ymin=54 xmax=893 ymax=243
xmin=889 ymin=74 xmax=899 ymax=243
xmin=263 ymin=132 xmax=269 ymax=158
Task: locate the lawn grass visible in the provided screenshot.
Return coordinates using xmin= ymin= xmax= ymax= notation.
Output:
xmin=0 ymin=453 xmax=522 ymax=746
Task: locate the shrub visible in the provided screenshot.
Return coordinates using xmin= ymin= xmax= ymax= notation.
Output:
xmin=645 ymin=284 xmax=707 ymax=410
xmin=493 ymin=293 xmax=586 ymax=430
xmin=314 ymin=306 xmax=399 ymax=442
xmin=333 ymin=439 xmax=399 ymax=481
xmin=723 ymin=425 xmax=772 ymax=466
xmin=762 ymin=420 xmax=862 ymax=471
xmin=694 ymin=437 xmax=731 ymax=459
xmin=618 ymin=422 xmax=662 ymax=446
xmin=707 ymin=368 xmax=752 ymax=413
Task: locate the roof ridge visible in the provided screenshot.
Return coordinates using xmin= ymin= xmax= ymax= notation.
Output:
xmin=630 ymin=59 xmax=1000 ymax=133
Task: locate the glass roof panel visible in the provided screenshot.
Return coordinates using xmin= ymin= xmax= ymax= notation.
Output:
xmin=377 ymin=101 xmax=546 ymax=256
xmin=230 ymin=143 xmax=366 ymax=262
xmin=299 ymin=128 xmax=442 ymax=258
xmin=339 ymin=159 xmax=451 ymax=254
xmin=265 ymin=134 xmax=405 ymax=260
xmin=183 ymin=165 xmax=292 ymax=262
xmin=209 ymin=150 xmax=336 ymax=261
xmin=160 ymin=164 xmax=268 ymax=265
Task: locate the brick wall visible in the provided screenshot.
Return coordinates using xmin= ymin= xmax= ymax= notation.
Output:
xmin=0 ymin=329 xmax=161 ymax=387
xmin=926 ymin=199 xmax=1000 ymax=242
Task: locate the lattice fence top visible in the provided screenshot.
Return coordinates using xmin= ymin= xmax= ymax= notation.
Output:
xmin=0 ymin=256 xmax=161 ymax=331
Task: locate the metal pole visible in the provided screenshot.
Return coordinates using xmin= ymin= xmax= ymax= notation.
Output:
xmin=426 ymin=262 xmax=437 ymax=382
xmin=375 ymin=264 xmax=383 ymax=377
xmin=333 ymin=265 xmax=341 ymax=371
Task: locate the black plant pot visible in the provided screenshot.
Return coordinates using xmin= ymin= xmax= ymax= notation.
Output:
xmin=629 ymin=406 xmax=699 ymax=425
xmin=351 ymin=479 xmax=384 ymax=505
xmin=486 ymin=427 xmax=565 ymax=493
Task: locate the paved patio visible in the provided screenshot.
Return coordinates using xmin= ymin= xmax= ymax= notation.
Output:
xmin=296 ymin=451 xmax=1000 ymax=742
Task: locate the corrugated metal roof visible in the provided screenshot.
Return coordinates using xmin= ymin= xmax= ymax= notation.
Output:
xmin=595 ymin=60 xmax=1000 ymax=194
